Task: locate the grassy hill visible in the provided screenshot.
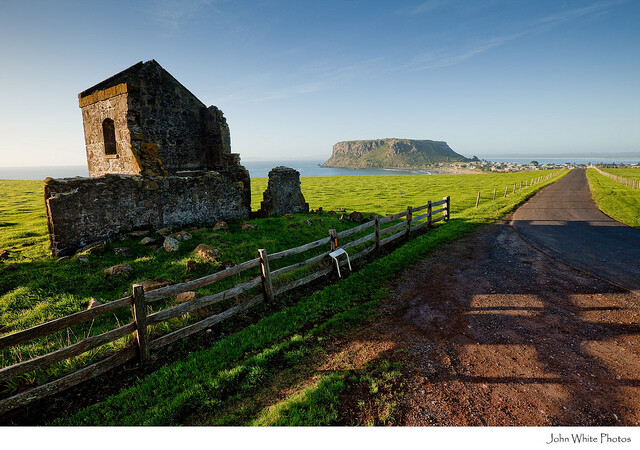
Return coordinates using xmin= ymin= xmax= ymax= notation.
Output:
xmin=322 ymin=139 xmax=467 ymax=169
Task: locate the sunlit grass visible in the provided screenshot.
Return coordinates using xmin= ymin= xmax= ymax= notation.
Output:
xmin=586 ymin=169 xmax=640 ymax=229
xmin=51 ymin=170 xmax=565 ymax=425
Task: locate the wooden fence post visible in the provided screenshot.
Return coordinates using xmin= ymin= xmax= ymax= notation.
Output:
xmin=493 ymin=188 xmax=496 ymax=201
xmin=132 ymin=284 xmax=150 ymax=363
xmin=504 ymin=186 xmax=508 ymax=197
xmin=475 ymin=192 xmax=480 ymax=208
xmin=406 ymin=206 xmax=412 ymax=235
xmin=427 ymin=201 xmax=432 ymax=228
xmin=520 ymin=181 xmax=523 ymax=190
xmin=374 ymin=216 xmax=380 ymax=249
xmin=329 ymin=229 xmax=337 ymax=251
xmin=258 ymin=249 xmax=274 ymax=303
xmin=513 ymin=183 xmax=516 ymax=193
xmin=444 ymin=196 xmax=450 ymax=221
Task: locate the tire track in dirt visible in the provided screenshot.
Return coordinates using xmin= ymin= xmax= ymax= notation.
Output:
xmin=340 ymin=220 xmax=640 ymax=426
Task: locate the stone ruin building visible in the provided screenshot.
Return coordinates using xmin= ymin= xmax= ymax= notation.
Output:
xmin=260 ymin=167 xmax=309 ymax=217
xmin=45 ymin=60 xmax=251 ymax=256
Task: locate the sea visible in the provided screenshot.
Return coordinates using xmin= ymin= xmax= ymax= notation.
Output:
xmin=1 ymin=157 xmax=638 ymax=181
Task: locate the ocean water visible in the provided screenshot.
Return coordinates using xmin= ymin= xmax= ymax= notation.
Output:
xmin=0 ymin=161 xmax=432 ymax=180
xmin=1 ymin=156 xmax=638 ymax=181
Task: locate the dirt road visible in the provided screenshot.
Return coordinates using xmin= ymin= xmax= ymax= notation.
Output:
xmin=337 ymin=173 xmax=640 ymax=426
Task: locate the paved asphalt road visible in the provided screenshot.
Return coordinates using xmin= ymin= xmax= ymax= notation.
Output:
xmin=512 ymin=169 xmax=640 ymax=293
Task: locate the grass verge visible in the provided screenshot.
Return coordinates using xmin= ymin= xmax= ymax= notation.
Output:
xmin=586 ymin=169 xmax=640 ymax=229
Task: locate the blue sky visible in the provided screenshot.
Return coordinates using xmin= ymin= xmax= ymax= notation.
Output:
xmin=0 ymin=0 xmax=638 ymax=166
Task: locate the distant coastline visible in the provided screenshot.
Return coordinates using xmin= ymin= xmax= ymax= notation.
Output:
xmin=1 ymin=156 xmax=638 ymax=180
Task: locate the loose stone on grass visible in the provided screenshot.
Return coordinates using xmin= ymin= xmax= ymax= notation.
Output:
xmin=175 ymin=291 xmax=198 ymax=303
xmin=126 ymin=230 xmax=150 ymax=239
xmin=113 ymin=247 xmax=132 ymax=256
xmin=2 ymin=262 xmax=19 ymax=272
xmin=87 ymin=298 xmax=102 ymax=309
xmin=213 ymin=220 xmax=228 ymax=231
xmin=139 ymin=237 xmax=157 ymax=246
xmin=185 ymin=259 xmax=198 ymax=274
xmin=104 ymin=264 xmax=134 ymax=279
xmin=156 ymin=227 xmax=171 ymax=236
xmin=163 ymin=236 xmax=180 ymax=252
xmin=241 ymin=222 xmax=257 ymax=231
xmin=194 ymin=243 xmax=220 ymax=261
xmin=78 ymin=241 xmax=105 ymax=255
xmin=169 ymin=231 xmax=192 ymax=241
xmin=137 ymin=278 xmax=171 ymax=292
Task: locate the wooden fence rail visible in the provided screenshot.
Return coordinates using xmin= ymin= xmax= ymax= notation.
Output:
xmin=0 ymin=195 xmax=451 ymax=415
xmin=473 ymin=171 xmax=560 ymax=209
xmin=593 ymin=167 xmax=640 ymax=189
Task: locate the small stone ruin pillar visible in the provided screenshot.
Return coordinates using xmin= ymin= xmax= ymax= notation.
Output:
xmin=260 ymin=166 xmax=309 ymax=217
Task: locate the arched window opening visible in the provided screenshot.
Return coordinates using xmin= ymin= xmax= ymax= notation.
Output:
xmin=102 ymin=118 xmax=117 ymax=155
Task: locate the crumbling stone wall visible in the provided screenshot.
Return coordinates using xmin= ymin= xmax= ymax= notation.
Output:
xmin=260 ymin=167 xmax=309 ymax=217
xmin=79 ymin=60 xmax=237 ymax=178
xmin=45 ymin=171 xmax=249 ymax=256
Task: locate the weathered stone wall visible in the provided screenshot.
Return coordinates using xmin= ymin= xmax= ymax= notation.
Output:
xmin=79 ymin=60 xmax=237 ymax=178
xmin=45 ymin=171 xmax=250 ymax=256
xmin=260 ymin=167 xmax=309 ymax=217
xmin=80 ymin=84 xmax=139 ymax=177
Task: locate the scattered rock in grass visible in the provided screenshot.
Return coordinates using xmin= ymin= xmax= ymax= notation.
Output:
xmin=163 ymin=236 xmax=180 ymax=252
xmin=175 ymin=291 xmax=197 ymax=303
xmin=0 ymin=250 xmax=9 ymax=260
xmin=76 ymin=255 xmax=89 ymax=263
xmin=194 ymin=243 xmax=220 ymax=261
xmin=137 ymin=278 xmax=171 ymax=292
xmin=56 ymin=256 xmax=70 ymax=263
xmin=126 ymin=230 xmax=150 ymax=239
xmin=113 ymin=247 xmax=132 ymax=256
xmin=104 ymin=264 xmax=134 ymax=278
xmin=241 ymin=222 xmax=257 ymax=231
xmin=139 ymin=236 xmax=157 ymax=246
xmin=156 ymin=227 xmax=171 ymax=236
xmin=185 ymin=259 xmax=198 ymax=274
xmin=213 ymin=220 xmax=228 ymax=231
xmin=305 ymin=219 xmax=313 ymax=226
xmin=349 ymin=211 xmax=364 ymax=222
xmin=169 ymin=231 xmax=192 ymax=241
xmin=78 ymin=241 xmax=105 ymax=255
xmin=87 ymin=298 xmax=101 ymax=309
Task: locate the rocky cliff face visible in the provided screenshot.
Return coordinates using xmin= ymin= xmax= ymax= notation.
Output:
xmin=322 ymin=139 xmax=467 ymax=168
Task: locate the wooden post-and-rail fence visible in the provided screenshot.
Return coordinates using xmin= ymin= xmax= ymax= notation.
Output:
xmin=593 ymin=167 xmax=640 ymax=189
xmin=0 ymin=196 xmax=451 ymax=415
xmin=475 ymin=171 xmax=560 ymax=208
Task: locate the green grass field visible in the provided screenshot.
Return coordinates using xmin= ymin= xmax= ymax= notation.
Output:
xmin=601 ymin=167 xmax=640 ymax=181
xmin=0 ymin=170 xmax=564 ymax=423
xmin=586 ymin=169 xmax=640 ymax=229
